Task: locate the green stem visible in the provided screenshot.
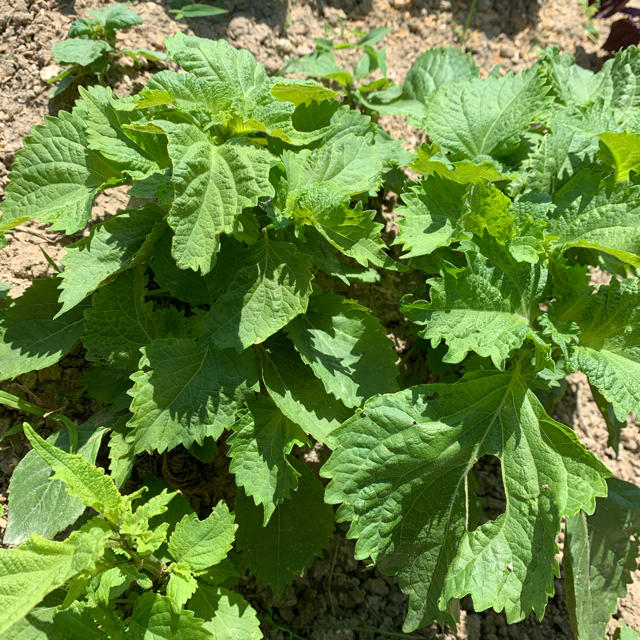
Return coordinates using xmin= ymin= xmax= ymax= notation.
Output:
xmin=462 ymin=0 xmax=477 ymax=42
xmin=40 ymin=247 xmax=62 ymax=273
xmin=0 ymin=390 xmax=78 ymax=452
xmin=0 ymin=390 xmax=46 ymax=416
xmin=56 ymin=414 xmax=79 ymax=453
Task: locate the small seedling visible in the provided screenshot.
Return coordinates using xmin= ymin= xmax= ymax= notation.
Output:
xmin=49 ymin=2 xmax=165 ymax=96
xmin=280 ymin=26 xmax=398 ymax=115
xmin=169 ymin=0 xmax=231 ymax=20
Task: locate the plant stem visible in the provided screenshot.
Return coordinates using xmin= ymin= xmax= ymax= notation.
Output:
xmin=0 ymin=390 xmax=46 ymax=417
xmin=462 ymin=0 xmax=478 ymax=43
xmin=0 ymin=390 xmax=78 ymax=451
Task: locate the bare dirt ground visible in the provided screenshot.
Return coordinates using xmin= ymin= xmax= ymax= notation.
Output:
xmin=1 ymin=0 xmax=639 ymax=638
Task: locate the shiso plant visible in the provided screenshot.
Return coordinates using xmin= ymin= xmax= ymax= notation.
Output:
xmin=279 ymin=26 xmax=399 ymax=115
xmin=0 ymin=31 xmax=639 ymax=639
xmin=49 ymin=2 xmax=165 ymax=97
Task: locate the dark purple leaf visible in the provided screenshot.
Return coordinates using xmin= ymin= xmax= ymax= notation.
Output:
xmin=620 ymin=7 xmax=640 ymax=18
xmin=602 ymin=18 xmax=640 ymax=51
xmin=590 ymin=0 xmax=632 ymax=19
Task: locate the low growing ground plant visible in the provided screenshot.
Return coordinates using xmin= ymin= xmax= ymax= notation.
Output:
xmin=168 ymin=0 xmax=234 ymax=21
xmin=49 ymin=2 xmax=165 ymax=97
xmin=280 ymin=26 xmax=398 ymax=115
xmin=0 ymin=32 xmax=639 ymax=639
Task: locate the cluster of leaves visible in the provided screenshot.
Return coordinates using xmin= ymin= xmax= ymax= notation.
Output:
xmin=323 ymin=44 xmax=640 ymax=637
xmin=50 ymin=3 xmax=165 ymax=96
xmin=280 ymin=26 xmax=397 ymax=115
xmin=1 ymin=30 xmax=640 ymax=639
xmin=2 ymin=422 xmax=259 ymax=638
xmin=588 ymin=0 xmax=640 ymax=51
xmin=0 ymin=31 xmax=404 ymax=638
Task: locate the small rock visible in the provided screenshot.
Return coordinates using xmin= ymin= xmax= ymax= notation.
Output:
xmin=322 ymin=7 xmax=346 ymax=26
xmin=12 ymin=12 xmax=32 ymax=26
xmin=288 ymin=20 xmax=308 ymax=37
xmin=338 ymin=590 xmax=363 ymax=607
xmin=364 ymin=577 xmax=389 ymax=596
xmin=227 ymin=15 xmax=251 ymax=40
xmin=254 ymin=22 xmax=271 ymax=44
xmin=10 ymin=0 xmax=28 ymax=12
xmin=275 ymin=37 xmax=293 ymax=54
xmin=39 ymin=64 xmax=61 ymax=82
xmin=500 ymin=44 xmax=517 ymax=59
